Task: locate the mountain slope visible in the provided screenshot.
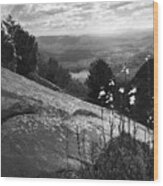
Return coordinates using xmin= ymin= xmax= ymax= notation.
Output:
xmin=1 ymin=68 xmax=153 ymax=177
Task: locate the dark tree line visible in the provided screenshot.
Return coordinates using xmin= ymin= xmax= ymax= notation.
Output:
xmin=1 ymin=16 xmax=17 ymax=71
xmin=1 ymin=15 xmax=38 ymax=76
xmin=45 ymin=57 xmax=71 ymax=89
xmin=38 ymin=57 xmax=88 ymax=98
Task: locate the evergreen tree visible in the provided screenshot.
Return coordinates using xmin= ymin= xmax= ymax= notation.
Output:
xmin=86 ymin=59 xmax=114 ymax=104
xmin=1 ymin=15 xmax=38 ymax=76
xmin=1 ymin=17 xmax=17 ymax=71
xmin=127 ymin=57 xmax=154 ymax=129
xmin=46 ymin=57 xmax=59 ymax=82
xmin=46 ymin=57 xmax=71 ymax=89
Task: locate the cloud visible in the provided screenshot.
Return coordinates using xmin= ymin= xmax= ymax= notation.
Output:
xmin=1 ymin=1 xmax=154 ymax=36
xmin=109 ymin=2 xmax=133 ymax=10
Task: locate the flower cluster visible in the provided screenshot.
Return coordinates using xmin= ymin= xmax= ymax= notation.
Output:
xmin=119 ymin=87 xmax=125 ymax=94
xmin=145 ymin=54 xmax=151 ymax=62
xmin=147 ymin=115 xmax=153 ymax=124
xmin=108 ymin=79 xmax=115 ymax=86
xmin=105 ymin=92 xmax=114 ymax=108
xmin=121 ymin=65 xmax=130 ymax=75
xmin=98 ymin=87 xmax=106 ymax=100
xmin=128 ymin=87 xmax=137 ymax=106
xmin=129 ymin=95 xmax=136 ymax=106
xmin=98 ymin=79 xmax=115 ymax=108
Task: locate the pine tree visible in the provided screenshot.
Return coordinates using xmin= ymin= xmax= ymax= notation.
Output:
xmin=1 ymin=15 xmax=38 ymax=76
xmin=1 ymin=16 xmax=17 ymax=71
xmin=127 ymin=57 xmax=154 ymax=129
xmin=86 ymin=59 xmax=114 ymax=104
xmin=46 ymin=57 xmax=71 ymax=88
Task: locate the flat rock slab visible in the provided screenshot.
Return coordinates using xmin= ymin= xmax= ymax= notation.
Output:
xmin=1 ymin=68 xmax=153 ymax=177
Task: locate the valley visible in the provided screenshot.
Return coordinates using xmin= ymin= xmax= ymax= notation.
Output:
xmin=37 ymin=30 xmax=153 ymax=82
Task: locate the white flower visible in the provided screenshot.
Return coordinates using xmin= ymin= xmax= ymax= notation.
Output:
xmin=110 ymin=104 xmax=114 ymax=109
xmin=98 ymin=90 xmax=106 ymax=99
xmin=108 ymin=80 xmax=115 ymax=86
xmin=125 ymin=68 xmax=129 ymax=75
xmin=128 ymin=87 xmax=137 ymax=95
xmin=105 ymin=100 xmax=109 ymax=104
xmin=145 ymin=57 xmax=149 ymax=62
xmin=149 ymin=116 xmax=153 ymax=120
xmin=121 ymin=65 xmax=129 ymax=75
xmin=105 ymin=92 xmax=114 ymax=104
xmin=147 ymin=115 xmax=153 ymax=124
xmin=106 ymin=94 xmax=109 ymax=99
xmin=99 ymin=90 xmax=106 ymax=96
xmin=121 ymin=65 xmax=126 ymax=73
xmin=109 ymin=94 xmax=114 ymax=102
xmin=129 ymin=95 xmax=136 ymax=105
xmin=119 ymin=87 xmax=125 ymax=94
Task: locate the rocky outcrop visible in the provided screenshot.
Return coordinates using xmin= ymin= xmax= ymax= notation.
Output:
xmin=1 ymin=68 xmax=153 ymax=178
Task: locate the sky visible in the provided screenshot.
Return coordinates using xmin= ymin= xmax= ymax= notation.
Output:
xmin=1 ymin=0 xmax=154 ymax=36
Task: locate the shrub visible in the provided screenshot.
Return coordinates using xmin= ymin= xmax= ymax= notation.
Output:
xmin=72 ymin=109 xmax=100 ymax=119
xmin=80 ymin=133 xmax=154 ymax=180
xmin=65 ymin=79 xmax=88 ymax=100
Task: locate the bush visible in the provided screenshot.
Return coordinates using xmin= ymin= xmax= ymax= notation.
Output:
xmin=65 ymin=79 xmax=88 ymax=99
xmin=80 ymin=133 xmax=154 ymax=180
xmin=72 ymin=109 xmax=100 ymax=119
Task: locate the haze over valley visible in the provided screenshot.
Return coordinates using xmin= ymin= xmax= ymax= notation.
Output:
xmin=37 ymin=30 xmax=153 ymax=82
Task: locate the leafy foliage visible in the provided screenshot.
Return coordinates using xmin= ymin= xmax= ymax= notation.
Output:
xmin=86 ymin=59 xmax=114 ymax=104
xmin=81 ymin=133 xmax=154 ymax=180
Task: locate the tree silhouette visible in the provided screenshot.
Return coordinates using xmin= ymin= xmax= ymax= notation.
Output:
xmin=1 ymin=17 xmax=17 ymax=71
xmin=46 ymin=57 xmax=71 ymax=88
xmin=127 ymin=57 xmax=154 ymax=129
xmin=86 ymin=59 xmax=114 ymax=104
xmin=1 ymin=15 xmax=38 ymax=76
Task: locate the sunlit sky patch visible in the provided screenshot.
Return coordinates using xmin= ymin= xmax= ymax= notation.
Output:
xmin=1 ymin=0 xmax=154 ymax=36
